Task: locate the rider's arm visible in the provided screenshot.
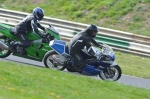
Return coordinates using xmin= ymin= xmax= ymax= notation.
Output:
xmin=90 ymin=38 xmax=103 ymax=48
xmin=84 ymin=37 xmax=95 ymax=57
xmin=37 ymin=22 xmax=46 ymax=32
xmin=31 ymin=19 xmax=44 ymax=37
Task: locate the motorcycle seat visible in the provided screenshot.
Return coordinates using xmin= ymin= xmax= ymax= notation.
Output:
xmin=10 ymin=27 xmax=16 ymax=35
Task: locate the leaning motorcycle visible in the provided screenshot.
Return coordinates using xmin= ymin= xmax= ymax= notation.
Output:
xmin=0 ymin=23 xmax=61 ymax=61
xmin=44 ymin=40 xmax=122 ymax=81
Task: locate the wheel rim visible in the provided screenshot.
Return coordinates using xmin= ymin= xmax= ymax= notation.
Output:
xmin=100 ymin=66 xmax=119 ymax=81
xmin=46 ymin=54 xmax=64 ymax=70
xmin=0 ymin=50 xmax=9 ymax=56
xmin=0 ymin=39 xmax=10 ymax=57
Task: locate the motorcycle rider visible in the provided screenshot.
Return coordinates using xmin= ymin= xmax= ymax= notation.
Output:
xmin=10 ymin=7 xmax=46 ymax=54
xmin=68 ymin=24 xmax=102 ymax=72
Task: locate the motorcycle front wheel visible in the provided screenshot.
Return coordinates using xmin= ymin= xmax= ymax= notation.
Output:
xmin=99 ymin=65 xmax=122 ymax=81
xmin=43 ymin=50 xmax=66 ymax=70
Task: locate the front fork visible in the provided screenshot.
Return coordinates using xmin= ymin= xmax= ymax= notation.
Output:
xmin=106 ymin=61 xmax=118 ymax=74
xmin=106 ymin=67 xmax=111 ymax=75
xmin=99 ymin=61 xmax=118 ymax=71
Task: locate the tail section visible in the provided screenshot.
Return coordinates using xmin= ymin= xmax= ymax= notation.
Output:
xmin=0 ymin=23 xmax=13 ymax=38
xmin=49 ymin=40 xmax=67 ymax=55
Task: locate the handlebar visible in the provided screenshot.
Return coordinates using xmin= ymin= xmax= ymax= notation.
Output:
xmin=42 ymin=33 xmax=54 ymax=43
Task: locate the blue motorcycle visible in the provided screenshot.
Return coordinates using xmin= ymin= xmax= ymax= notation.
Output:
xmin=43 ymin=40 xmax=122 ymax=81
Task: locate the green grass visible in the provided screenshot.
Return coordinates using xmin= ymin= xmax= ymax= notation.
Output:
xmin=0 ymin=60 xmax=149 ymax=99
xmin=1 ymin=0 xmax=150 ymax=36
xmin=115 ymin=52 xmax=150 ymax=79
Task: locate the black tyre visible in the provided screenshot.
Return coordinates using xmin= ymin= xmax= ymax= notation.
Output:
xmin=99 ymin=65 xmax=122 ymax=81
xmin=66 ymin=67 xmax=75 ymax=72
xmin=43 ymin=50 xmax=66 ymax=70
xmin=0 ymin=35 xmax=11 ymax=58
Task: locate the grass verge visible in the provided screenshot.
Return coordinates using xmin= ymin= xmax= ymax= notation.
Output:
xmin=116 ymin=52 xmax=150 ymax=79
xmin=0 ymin=60 xmax=150 ymax=99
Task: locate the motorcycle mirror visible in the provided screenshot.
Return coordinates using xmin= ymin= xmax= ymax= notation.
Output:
xmin=48 ymin=24 xmax=52 ymax=27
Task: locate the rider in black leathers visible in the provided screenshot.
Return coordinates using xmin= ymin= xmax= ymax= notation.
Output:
xmin=68 ymin=24 xmax=102 ymax=72
xmin=10 ymin=7 xmax=46 ymax=54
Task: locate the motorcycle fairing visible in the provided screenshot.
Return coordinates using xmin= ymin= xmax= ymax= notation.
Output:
xmin=82 ymin=65 xmax=100 ymax=75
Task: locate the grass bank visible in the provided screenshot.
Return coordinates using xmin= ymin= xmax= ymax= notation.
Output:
xmin=1 ymin=0 xmax=150 ymax=36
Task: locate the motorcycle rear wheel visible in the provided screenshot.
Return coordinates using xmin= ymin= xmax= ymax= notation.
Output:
xmin=99 ymin=65 xmax=122 ymax=81
xmin=0 ymin=35 xmax=11 ymax=58
xmin=43 ymin=50 xmax=66 ymax=70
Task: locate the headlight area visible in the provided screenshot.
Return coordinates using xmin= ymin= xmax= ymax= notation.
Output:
xmin=100 ymin=55 xmax=113 ymax=61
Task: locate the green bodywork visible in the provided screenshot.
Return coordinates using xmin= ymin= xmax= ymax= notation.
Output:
xmin=0 ymin=23 xmax=61 ymax=61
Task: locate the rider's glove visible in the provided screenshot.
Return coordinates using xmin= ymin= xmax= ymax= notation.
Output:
xmin=99 ymin=44 xmax=103 ymax=48
xmin=39 ymin=32 xmax=46 ymax=38
xmin=43 ymin=27 xmax=47 ymax=33
xmin=42 ymin=34 xmax=48 ymax=38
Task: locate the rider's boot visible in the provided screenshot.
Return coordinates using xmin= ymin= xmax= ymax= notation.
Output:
xmin=74 ymin=65 xmax=84 ymax=73
xmin=9 ymin=41 xmax=17 ymax=53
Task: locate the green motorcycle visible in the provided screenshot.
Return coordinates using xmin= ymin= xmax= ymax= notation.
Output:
xmin=0 ymin=23 xmax=61 ymax=64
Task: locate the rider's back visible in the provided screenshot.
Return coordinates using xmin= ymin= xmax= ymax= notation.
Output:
xmin=15 ymin=15 xmax=34 ymax=34
xmin=68 ymin=30 xmax=91 ymax=54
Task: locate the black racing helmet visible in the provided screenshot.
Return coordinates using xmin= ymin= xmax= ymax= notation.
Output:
xmin=86 ymin=24 xmax=98 ymax=38
xmin=33 ymin=7 xmax=44 ymax=21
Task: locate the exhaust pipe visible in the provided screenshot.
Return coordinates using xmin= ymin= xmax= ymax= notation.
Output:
xmin=0 ymin=41 xmax=9 ymax=50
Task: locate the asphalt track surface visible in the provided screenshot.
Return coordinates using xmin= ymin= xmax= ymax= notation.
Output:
xmin=1 ymin=55 xmax=150 ymax=90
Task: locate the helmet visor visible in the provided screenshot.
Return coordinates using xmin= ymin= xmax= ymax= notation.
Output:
xmin=37 ymin=12 xmax=44 ymax=21
xmin=91 ymin=31 xmax=97 ymax=38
